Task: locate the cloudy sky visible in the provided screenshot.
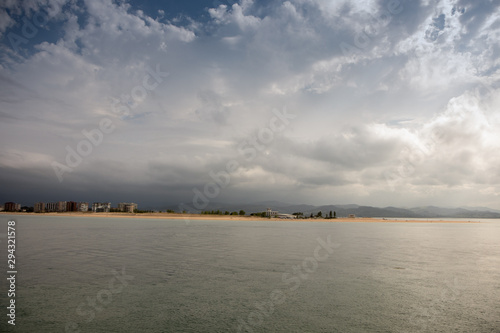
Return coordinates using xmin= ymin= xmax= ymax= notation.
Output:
xmin=1 ymin=0 xmax=499 ymax=210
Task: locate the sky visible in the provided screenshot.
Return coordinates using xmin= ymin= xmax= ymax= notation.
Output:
xmin=1 ymin=0 xmax=500 ymax=211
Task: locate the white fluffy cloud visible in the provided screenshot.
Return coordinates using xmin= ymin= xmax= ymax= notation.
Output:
xmin=0 ymin=0 xmax=499 ymax=209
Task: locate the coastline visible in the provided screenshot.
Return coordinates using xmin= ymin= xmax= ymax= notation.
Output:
xmin=0 ymin=212 xmax=481 ymax=223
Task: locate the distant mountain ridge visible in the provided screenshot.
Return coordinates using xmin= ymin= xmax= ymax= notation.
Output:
xmin=168 ymin=202 xmax=500 ymax=218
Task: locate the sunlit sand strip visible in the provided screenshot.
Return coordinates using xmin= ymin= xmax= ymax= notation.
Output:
xmin=1 ymin=212 xmax=481 ymax=223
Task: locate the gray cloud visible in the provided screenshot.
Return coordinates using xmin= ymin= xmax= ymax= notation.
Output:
xmin=0 ymin=0 xmax=499 ymax=209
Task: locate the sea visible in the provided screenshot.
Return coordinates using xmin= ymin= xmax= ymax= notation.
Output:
xmin=1 ymin=215 xmax=499 ymax=332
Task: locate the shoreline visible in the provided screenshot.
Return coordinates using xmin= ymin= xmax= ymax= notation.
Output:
xmin=0 ymin=212 xmax=481 ymax=223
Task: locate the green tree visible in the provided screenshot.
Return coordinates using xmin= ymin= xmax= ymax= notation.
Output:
xmin=239 ymin=210 xmax=245 ymax=216
xmin=317 ymin=211 xmax=322 ymax=217
xmin=334 ymin=211 xmax=337 ymax=218
xmin=329 ymin=210 xmax=333 ymax=218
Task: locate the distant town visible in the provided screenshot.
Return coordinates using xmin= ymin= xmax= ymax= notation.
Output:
xmin=0 ymin=202 xmax=343 ymax=219
xmin=1 ymin=201 xmax=138 ymax=213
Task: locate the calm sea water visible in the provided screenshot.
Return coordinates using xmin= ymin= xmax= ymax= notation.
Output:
xmin=1 ymin=215 xmax=499 ymax=332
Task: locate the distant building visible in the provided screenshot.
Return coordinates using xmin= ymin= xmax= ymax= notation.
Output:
xmin=78 ymin=202 xmax=89 ymax=212
xmin=118 ymin=202 xmax=137 ymax=213
xmin=4 ymin=202 xmax=20 ymax=212
xmin=92 ymin=202 xmax=111 ymax=212
xmin=348 ymin=214 xmax=356 ymax=218
xmin=34 ymin=202 xmax=45 ymax=213
xmin=57 ymin=201 xmax=67 ymax=212
xmin=45 ymin=202 xmax=57 ymax=212
xmin=277 ymin=213 xmax=296 ymax=219
xmin=266 ymin=208 xmax=278 ymax=217
xmin=66 ymin=201 xmax=78 ymax=212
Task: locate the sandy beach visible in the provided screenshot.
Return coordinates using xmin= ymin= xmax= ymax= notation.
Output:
xmin=1 ymin=212 xmax=480 ymax=223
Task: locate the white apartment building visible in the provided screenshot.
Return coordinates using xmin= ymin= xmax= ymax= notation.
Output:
xmin=78 ymin=202 xmax=89 ymax=212
xmin=92 ymin=202 xmax=111 ymax=212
